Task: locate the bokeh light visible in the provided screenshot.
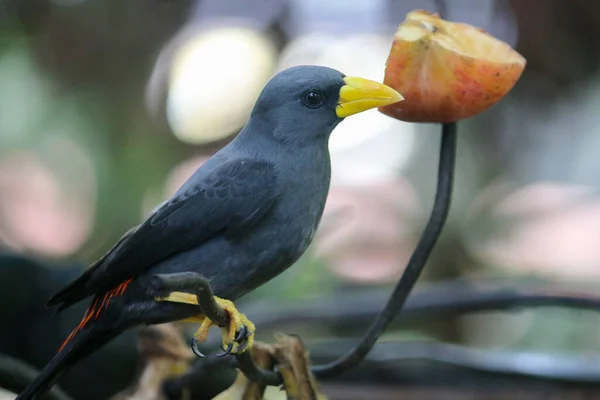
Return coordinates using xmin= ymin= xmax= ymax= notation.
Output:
xmin=316 ymin=179 xmax=421 ymax=283
xmin=0 ymin=146 xmax=96 ymax=257
xmin=466 ymin=182 xmax=600 ymax=280
xmin=166 ymin=26 xmax=277 ymax=145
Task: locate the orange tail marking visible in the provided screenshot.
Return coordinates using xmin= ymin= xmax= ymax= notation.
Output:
xmin=58 ymin=278 xmax=133 ymax=352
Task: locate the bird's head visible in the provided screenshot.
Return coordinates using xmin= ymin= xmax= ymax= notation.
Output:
xmin=247 ymin=65 xmax=403 ymax=146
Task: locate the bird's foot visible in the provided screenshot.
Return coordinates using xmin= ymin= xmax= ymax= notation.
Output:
xmin=155 ymin=291 xmax=254 ymax=358
xmin=192 ymin=297 xmax=255 ymax=358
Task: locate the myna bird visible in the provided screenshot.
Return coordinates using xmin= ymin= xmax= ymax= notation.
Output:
xmin=17 ymin=65 xmax=403 ymax=400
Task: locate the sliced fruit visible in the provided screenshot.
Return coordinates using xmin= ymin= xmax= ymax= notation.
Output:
xmin=379 ymin=10 xmax=526 ymax=123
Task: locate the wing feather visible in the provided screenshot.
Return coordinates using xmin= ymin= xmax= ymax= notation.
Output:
xmin=48 ymin=158 xmax=280 ymax=310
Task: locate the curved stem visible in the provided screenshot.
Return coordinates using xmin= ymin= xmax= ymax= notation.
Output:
xmin=312 ymin=122 xmax=457 ymax=378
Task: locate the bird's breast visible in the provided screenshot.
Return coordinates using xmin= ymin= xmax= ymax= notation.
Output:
xmin=271 ymin=171 xmax=330 ymax=258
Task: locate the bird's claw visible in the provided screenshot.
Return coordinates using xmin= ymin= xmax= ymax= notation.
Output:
xmin=235 ymin=325 xmax=248 ymax=342
xmin=190 ymin=336 xmax=205 ymax=358
xmin=215 ymin=324 xmax=252 ymax=357
xmin=188 ymin=296 xmax=255 ymax=358
xmin=189 ymin=332 xmax=250 ymax=358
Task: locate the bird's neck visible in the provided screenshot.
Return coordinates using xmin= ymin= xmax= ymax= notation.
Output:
xmin=233 ymin=118 xmax=331 ymax=160
xmin=231 ymin=119 xmax=332 ymax=188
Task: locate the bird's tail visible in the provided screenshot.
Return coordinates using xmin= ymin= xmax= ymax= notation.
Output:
xmin=15 ymin=326 xmax=122 ymax=400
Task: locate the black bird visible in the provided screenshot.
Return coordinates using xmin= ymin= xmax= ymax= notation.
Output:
xmin=17 ymin=65 xmax=403 ymax=400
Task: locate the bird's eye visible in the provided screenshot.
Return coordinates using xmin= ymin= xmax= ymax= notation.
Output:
xmin=302 ymin=91 xmax=325 ymax=108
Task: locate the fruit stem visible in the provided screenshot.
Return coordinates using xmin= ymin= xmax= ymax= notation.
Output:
xmin=312 ymin=122 xmax=457 ymax=378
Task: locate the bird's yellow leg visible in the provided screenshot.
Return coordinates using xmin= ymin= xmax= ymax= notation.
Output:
xmin=155 ymin=291 xmax=255 ymax=354
xmin=156 ymin=291 xmax=198 ymax=305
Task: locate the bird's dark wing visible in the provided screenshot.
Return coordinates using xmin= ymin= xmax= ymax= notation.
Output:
xmin=48 ymin=159 xmax=281 ymax=310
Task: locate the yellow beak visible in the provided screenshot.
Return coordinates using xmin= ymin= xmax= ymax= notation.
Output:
xmin=336 ymin=77 xmax=404 ymax=118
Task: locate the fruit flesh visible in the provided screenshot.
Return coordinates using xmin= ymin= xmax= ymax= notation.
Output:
xmin=379 ymin=10 xmax=526 ymax=123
